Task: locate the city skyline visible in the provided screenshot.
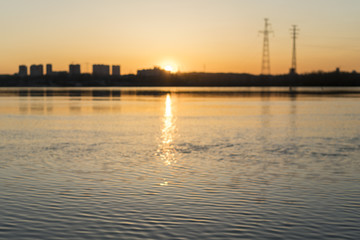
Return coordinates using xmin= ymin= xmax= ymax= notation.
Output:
xmin=1 ymin=0 xmax=360 ymax=75
xmin=17 ymin=63 xmax=122 ymax=77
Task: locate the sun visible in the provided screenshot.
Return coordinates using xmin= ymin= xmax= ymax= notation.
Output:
xmin=164 ymin=65 xmax=174 ymax=72
xmin=161 ymin=61 xmax=178 ymax=73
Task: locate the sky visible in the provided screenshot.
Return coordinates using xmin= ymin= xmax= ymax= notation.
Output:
xmin=1 ymin=0 xmax=360 ymax=75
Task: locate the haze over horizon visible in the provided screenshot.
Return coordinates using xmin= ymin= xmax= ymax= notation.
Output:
xmin=1 ymin=0 xmax=360 ymax=75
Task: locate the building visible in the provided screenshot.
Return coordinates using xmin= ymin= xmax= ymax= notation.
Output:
xmin=19 ymin=65 xmax=27 ymax=77
xmin=69 ymin=64 xmax=81 ymax=75
xmin=52 ymin=71 xmax=68 ymax=76
xmin=46 ymin=64 xmax=52 ymax=75
xmin=30 ymin=65 xmax=44 ymax=77
xmin=112 ymin=65 xmax=121 ymax=76
xmin=137 ymin=67 xmax=167 ymax=77
xmin=93 ymin=64 xmax=110 ymax=76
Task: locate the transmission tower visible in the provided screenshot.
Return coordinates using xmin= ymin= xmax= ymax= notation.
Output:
xmin=259 ymin=18 xmax=273 ymax=75
xmin=290 ymin=25 xmax=299 ymax=74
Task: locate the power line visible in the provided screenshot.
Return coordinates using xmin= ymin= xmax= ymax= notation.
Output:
xmin=259 ymin=18 xmax=273 ymax=75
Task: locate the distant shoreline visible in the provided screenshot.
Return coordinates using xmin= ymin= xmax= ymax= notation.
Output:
xmin=1 ymin=71 xmax=359 ymax=88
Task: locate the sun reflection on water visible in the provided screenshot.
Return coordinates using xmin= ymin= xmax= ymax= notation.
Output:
xmin=158 ymin=94 xmax=177 ymax=166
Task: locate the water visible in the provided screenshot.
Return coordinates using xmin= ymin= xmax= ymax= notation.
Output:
xmin=0 ymin=87 xmax=359 ymax=239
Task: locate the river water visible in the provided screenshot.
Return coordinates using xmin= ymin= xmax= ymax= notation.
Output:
xmin=0 ymin=87 xmax=359 ymax=239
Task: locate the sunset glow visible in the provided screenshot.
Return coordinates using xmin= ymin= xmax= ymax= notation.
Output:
xmin=1 ymin=0 xmax=360 ymax=74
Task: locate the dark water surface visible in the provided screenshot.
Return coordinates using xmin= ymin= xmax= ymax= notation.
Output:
xmin=0 ymin=87 xmax=359 ymax=239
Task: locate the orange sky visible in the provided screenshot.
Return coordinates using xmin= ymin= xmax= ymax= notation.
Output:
xmin=1 ymin=0 xmax=360 ymax=75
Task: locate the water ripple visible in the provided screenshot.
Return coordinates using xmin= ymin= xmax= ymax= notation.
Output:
xmin=1 ymin=94 xmax=360 ymax=239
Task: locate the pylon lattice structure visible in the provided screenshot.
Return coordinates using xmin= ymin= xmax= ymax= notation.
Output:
xmin=259 ymin=18 xmax=273 ymax=75
xmin=290 ymin=25 xmax=299 ymax=73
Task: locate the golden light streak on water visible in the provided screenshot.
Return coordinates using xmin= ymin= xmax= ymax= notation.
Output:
xmin=158 ymin=94 xmax=177 ymax=166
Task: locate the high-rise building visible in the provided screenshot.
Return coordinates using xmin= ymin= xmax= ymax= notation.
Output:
xmin=112 ymin=65 xmax=121 ymax=76
xmin=19 ymin=65 xmax=27 ymax=77
xmin=93 ymin=64 xmax=110 ymax=76
xmin=69 ymin=64 xmax=81 ymax=75
xmin=46 ymin=64 xmax=52 ymax=75
xmin=30 ymin=65 xmax=43 ymax=77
